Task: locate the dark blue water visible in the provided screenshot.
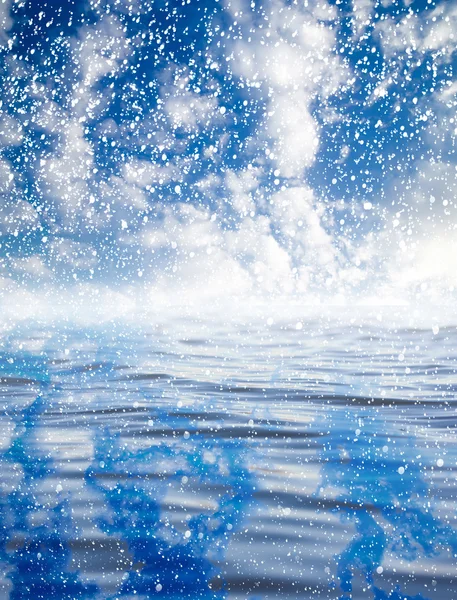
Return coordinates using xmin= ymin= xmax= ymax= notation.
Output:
xmin=0 ymin=320 xmax=456 ymax=599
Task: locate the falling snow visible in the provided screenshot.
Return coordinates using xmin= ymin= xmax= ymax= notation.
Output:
xmin=1 ymin=1 xmax=457 ymax=599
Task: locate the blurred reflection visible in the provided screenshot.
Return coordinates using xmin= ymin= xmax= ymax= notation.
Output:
xmin=317 ymin=406 xmax=457 ymax=600
xmin=3 ymin=325 xmax=457 ymax=600
xmin=85 ymin=418 xmax=256 ymax=598
xmin=0 ymin=387 xmax=99 ymax=599
xmin=1 ymin=338 xmax=257 ymax=599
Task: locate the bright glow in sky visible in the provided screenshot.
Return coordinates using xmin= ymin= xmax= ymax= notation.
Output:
xmin=0 ymin=0 xmax=456 ymax=323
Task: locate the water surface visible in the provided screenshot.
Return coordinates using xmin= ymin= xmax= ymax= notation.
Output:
xmin=0 ymin=320 xmax=456 ymax=599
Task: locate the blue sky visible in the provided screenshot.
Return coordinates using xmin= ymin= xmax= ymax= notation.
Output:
xmin=0 ymin=0 xmax=456 ymax=318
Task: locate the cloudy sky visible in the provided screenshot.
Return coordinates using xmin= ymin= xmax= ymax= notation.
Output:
xmin=0 ymin=0 xmax=456 ymax=320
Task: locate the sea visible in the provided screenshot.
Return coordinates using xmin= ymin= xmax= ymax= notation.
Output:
xmin=0 ymin=315 xmax=456 ymax=599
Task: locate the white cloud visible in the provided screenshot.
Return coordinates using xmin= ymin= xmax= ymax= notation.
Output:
xmin=137 ymin=180 xmax=346 ymax=300
xmin=0 ymin=113 xmax=24 ymax=146
xmin=229 ymin=3 xmax=344 ymax=178
xmin=370 ymin=159 xmax=457 ymax=302
xmin=49 ymin=238 xmax=98 ymax=270
xmin=38 ymin=121 xmax=94 ymax=229
xmin=10 ymin=256 xmax=51 ymax=278
xmin=164 ymin=92 xmax=218 ymax=132
xmin=351 ymin=0 xmax=374 ymax=38
xmin=27 ymin=19 xmax=129 ymax=231
xmin=376 ymin=4 xmax=457 ymax=58
xmin=76 ymin=15 xmax=132 ymax=88
xmin=0 ymin=159 xmax=40 ymax=236
xmin=422 ymin=4 xmax=457 ymax=53
xmin=0 ymin=200 xmax=40 ymax=236
xmin=123 ymin=159 xmax=178 ymax=188
xmin=389 ymin=231 xmax=457 ymax=293
xmin=270 ymin=186 xmax=335 ymax=258
xmin=440 ymin=80 xmax=457 ymax=103
xmin=0 ymin=158 xmax=13 ymax=194
xmin=225 ymin=168 xmax=259 ymax=215
xmin=225 ymin=215 xmax=295 ymax=294
xmin=267 ymin=92 xmax=319 ymax=178
xmin=142 ymin=204 xmax=222 ymax=251
xmin=0 ymin=0 xmax=12 ymax=46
